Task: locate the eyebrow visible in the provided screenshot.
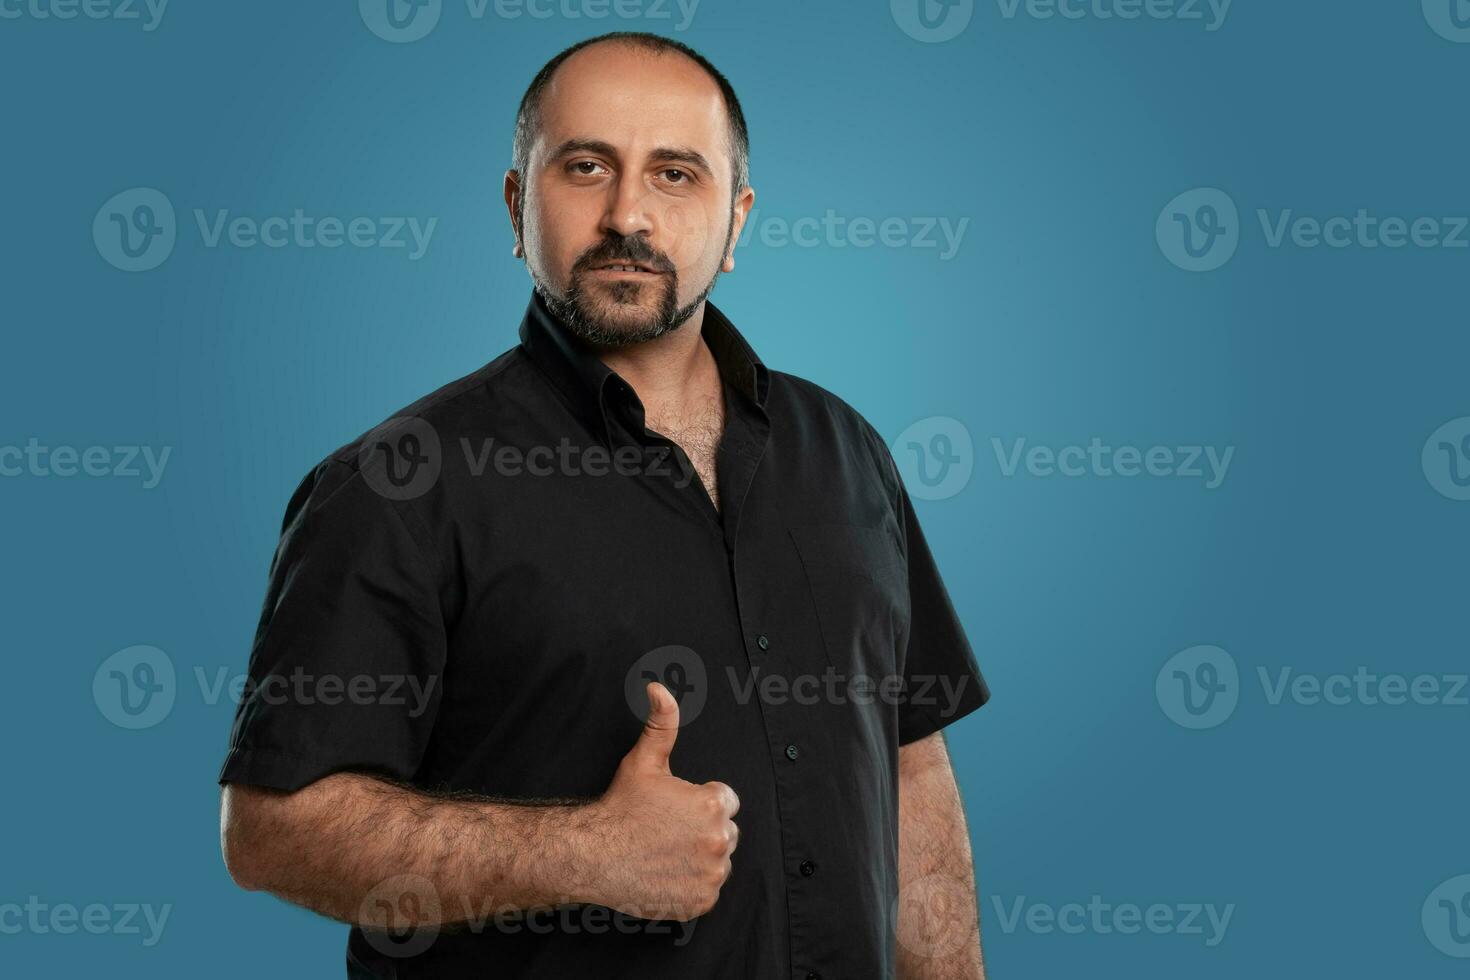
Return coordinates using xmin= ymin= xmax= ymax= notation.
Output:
xmin=547 ymin=138 xmax=715 ymax=178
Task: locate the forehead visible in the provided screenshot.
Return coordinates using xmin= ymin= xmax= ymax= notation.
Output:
xmin=534 ymin=43 xmax=730 ymax=169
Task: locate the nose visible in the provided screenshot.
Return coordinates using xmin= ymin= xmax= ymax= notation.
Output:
xmin=599 ymin=173 xmax=656 ymax=241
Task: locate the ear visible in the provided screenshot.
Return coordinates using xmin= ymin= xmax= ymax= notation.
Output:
xmin=504 ymin=169 xmax=524 ymax=258
xmin=722 ymin=184 xmax=756 ymax=273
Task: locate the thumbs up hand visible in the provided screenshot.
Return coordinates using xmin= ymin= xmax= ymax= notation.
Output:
xmin=578 ymin=681 xmax=740 ymax=922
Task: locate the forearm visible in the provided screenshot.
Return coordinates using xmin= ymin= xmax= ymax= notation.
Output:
xmin=896 ymin=733 xmax=985 ymax=980
xmin=221 ymin=772 xmax=601 ymax=929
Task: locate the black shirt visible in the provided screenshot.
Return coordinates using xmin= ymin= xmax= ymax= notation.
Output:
xmin=219 ymin=290 xmax=989 ymax=979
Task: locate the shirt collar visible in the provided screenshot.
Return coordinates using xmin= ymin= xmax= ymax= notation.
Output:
xmin=518 ymin=288 xmax=770 ymax=446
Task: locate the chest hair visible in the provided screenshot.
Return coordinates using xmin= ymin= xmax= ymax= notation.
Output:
xmin=646 ymin=389 xmax=727 ymax=510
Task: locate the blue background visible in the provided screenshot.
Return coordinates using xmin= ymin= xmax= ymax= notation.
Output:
xmin=2 ymin=0 xmax=1467 ymax=975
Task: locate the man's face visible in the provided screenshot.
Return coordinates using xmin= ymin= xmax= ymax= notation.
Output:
xmin=509 ymin=43 xmax=752 ymax=347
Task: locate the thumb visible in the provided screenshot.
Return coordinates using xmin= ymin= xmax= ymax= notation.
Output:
xmin=628 ymin=680 xmax=681 ymax=772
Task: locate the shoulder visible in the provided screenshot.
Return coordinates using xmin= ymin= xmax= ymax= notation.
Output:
xmin=767 ymin=368 xmax=900 ymax=496
xmin=769 ymin=369 xmax=890 ymax=450
xmin=278 ymin=346 xmax=537 ymax=523
xmin=325 ymin=346 xmax=533 ymax=467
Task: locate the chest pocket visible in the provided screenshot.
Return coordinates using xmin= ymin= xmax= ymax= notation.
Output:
xmin=788 ymin=522 xmax=911 ymax=681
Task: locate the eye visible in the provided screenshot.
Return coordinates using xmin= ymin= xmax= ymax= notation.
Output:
xmin=568 ymin=160 xmax=607 ymax=176
xmin=661 ymin=169 xmax=689 ymax=184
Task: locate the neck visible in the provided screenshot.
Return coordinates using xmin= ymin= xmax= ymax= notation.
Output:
xmin=596 ymin=304 xmax=717 ymax=410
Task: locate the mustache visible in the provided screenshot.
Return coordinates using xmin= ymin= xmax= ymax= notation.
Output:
xmin=575 ymin=239 xmax=674 ymax=274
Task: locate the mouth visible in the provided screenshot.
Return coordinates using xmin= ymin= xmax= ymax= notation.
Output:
xmin=588 ymin=262 xmax=664 ymax=275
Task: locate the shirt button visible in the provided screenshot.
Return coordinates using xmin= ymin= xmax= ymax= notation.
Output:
xmin=785 ymin=744 xmax=799 ymax=761
xmin=756 ymin=634 xmax=770 ymax=651
xmin=799 ymin=860 xmax=816 ymax=877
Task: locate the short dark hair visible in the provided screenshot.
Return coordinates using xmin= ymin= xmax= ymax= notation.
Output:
xmin=512 ymin=32 xmax=750 ymax=202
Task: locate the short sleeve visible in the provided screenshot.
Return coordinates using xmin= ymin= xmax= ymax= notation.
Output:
xmin=218 ymin=460 xmax=447 ymax=791
xmin=892 ymin=477 xmax=990 ymax=746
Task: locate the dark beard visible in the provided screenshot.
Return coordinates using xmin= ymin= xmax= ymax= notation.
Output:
xmin=536 ymin=266 xmax=712 ymax=349
xmin=530 ymin=213 xmax=734 ymax=349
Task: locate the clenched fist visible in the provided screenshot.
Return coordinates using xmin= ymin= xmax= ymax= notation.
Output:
xmin=579 ymin=681 xmax=740 ymax=921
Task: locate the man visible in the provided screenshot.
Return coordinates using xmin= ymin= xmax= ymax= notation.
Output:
xmin=219 ymin=31 xmax=989 ymax=979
